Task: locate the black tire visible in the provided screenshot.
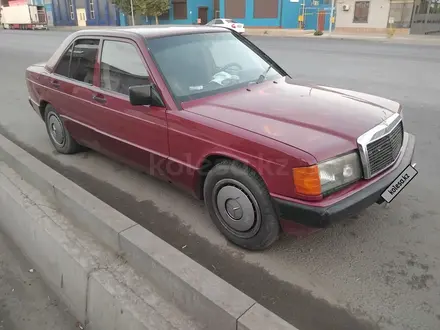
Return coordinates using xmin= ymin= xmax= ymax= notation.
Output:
xmin=204 ymin=160 xmax=280 ymax=250
xmin=44 ymin=104 xmax=81 ymax=154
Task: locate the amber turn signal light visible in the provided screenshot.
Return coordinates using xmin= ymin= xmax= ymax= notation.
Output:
xmin=293 ymin=166 xmax=322 ymax=196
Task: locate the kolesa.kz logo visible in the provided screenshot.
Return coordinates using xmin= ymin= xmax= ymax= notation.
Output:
xmin=387 ymin=173 xmax=411 ymax=195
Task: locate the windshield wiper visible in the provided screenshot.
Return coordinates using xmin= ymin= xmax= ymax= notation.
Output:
xmin=255 ymin=64 xmax=273 ymax=84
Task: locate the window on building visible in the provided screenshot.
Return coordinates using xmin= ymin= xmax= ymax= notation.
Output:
xmin=172 ymin=0 xmax=187 ymax=20
xmin=67 ymin=0 xmax=74 ymax=20
xmin=225 ymin=0 xmax=245 ymax=19
xmin=253 ymin=0 xmax=278 ymax=19
xmin=353 ymin=1 xmax=370 ymax=23
xmin=89 ymin=0 xmax=95 ymax=19
xmin=100 ymin=40 xmax=150 ymax=95
xmin=55 ymin=39 xmax=99 ymax=84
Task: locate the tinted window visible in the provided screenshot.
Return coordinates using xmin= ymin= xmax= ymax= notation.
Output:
xmin=55 ymin=44 xmax=73 ymax=77
xmin=55 ymin=39 xmax=99 ymax=83
xmin=215 ymin=19 xmax=223 ymax=24
xmin=100 ymin=40 xmax=150 ymax=95
xmin=55 ymin=39 xmax=99 ymax=84
xmin=147 ymin=32 xmax=282 ymax=101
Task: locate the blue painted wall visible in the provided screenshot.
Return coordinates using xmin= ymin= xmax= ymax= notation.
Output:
xmin=219 ymin=0 xmax=282 ymax=27
xmin=53 ymin=0 xmax=76 ymax=26
xmin=303 ymin=5 xmax=334 ymax=31
xmin=281 ymin=0 xmax=302 ymax=29
xmin=218 ymin=0 xmax=334 ymax=30
xmin=52 ymin=0 xmax=120 ymax=26
xmin=45 ymin=3 xmax=54 ymax=25
xmin=154 ymin=0 xmax=213 ymax=25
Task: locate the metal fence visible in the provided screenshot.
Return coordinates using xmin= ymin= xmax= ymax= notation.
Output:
xmin=410 ymin=0 xmax=440 ymax=34
xmin=388 ymin=2 xmax=414 ymax=28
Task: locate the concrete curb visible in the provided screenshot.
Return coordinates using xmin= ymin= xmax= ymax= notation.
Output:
xmin=0 ymin=162 xmax=202 ymax=330
xmin=0 ymin=133 xmax=298 ymax=330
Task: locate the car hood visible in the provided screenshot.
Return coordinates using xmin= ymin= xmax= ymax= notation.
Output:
xmin=183 ymin=78 xmax=401 ymax=162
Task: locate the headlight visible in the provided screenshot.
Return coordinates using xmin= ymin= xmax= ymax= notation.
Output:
xmin=293 ymin=152 xmax=362 ymax=196
xmin=318 ymin=152 xmax=362 ymax=195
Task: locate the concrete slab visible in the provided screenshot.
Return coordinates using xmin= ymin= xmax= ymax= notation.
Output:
xmin=238 ymin=303 xmax=299 ymax=330
xmin=0 ymin=228 xmax=78 ymax=330
xmin=0 ymin=162 xmax=204 ymax=330
xmin=0 ymin=162 xmax=95 ymax=323
xmin=87 ymin=269 xmax=177 ymax=330
xmin=0 ymin=133 xmax=137 ymax=252
xmin=119 ymin=225 xmax=255 ymax=330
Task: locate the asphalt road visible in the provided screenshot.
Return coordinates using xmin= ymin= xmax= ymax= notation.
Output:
xmin=1 ymin=30 xmax=439 ymax=330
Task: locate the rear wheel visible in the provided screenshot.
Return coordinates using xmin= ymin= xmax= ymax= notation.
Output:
xmin=204 ymin=160 xmax=280 ymax=250
xmin=44 ymin=104 xmax=82 ymax=154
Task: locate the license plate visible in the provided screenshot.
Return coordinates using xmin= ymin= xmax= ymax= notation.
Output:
xmin=381 ymin=164 xmax=418 ymax=203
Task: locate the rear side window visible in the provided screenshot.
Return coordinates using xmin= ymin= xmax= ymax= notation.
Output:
xmin=100 ymin=40 xmax=150 ymax=95
xmin=215 ymin=19 xmax=223 ymax=24
xmin=55 ymin=44 xmax=73 ymax=77
xmin=54 ymin=38 xmax=99 ymax=84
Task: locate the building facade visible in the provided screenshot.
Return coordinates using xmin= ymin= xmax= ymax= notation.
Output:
xmin=51 ymin=0 xmax=120 ymax=26
xmin=49 ymin=0 xmax=334 ymax=30
xmin=219 ymin=0 xmax=334 ymax=31
xmin=335 ymin=0 xmax=393 ymax=32
xmin=118 ymin=0 xmax=215 ymax=26
xmin=334 ymin=0 xmax=439 ymax=34
xmin=410 ymin=0 xmax=440 ymax=34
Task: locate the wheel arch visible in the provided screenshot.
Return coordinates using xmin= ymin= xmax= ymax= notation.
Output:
xmin=38 ymin=100 xmax=49 ymax=119
xmin=194 ymin=153 xmax=268 ymax=200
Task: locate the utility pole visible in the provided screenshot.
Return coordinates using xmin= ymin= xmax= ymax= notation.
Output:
xmin=328 ymin=0 xmax=335 ymax=35
xmin=130 ymin=0 xmax=135 ymax=25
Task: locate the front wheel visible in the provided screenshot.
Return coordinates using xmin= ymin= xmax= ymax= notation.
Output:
xmin=204 ymin=160 xmax=280 ymax=250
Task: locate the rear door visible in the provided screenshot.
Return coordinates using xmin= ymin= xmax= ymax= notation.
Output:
xmin=49 ymin=37 xmax=101 ymax=145
xmin=89 ymin=37 xmax=169 ymax=177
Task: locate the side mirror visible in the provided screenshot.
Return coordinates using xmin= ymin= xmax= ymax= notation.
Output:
xmin=129 ymin=85 xmax=153 ymax=106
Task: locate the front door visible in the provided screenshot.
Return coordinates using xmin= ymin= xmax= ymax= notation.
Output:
xmin=318 ymin=11 xmax=325 ymax=31
xmin=198 ymin=7 xmax=208 ymax=25
xmin=90 ymin=38 xmax=169 ymax=177
xmin=76 ymin=8 xmax=86 ymax=26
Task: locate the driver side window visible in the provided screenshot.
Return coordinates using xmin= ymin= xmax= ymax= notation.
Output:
xmin=100 ymin=40 xmax=150 ymax=95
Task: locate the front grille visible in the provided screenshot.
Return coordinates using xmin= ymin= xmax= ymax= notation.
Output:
xmin=367 ymin=121 xmax=404 ymax=176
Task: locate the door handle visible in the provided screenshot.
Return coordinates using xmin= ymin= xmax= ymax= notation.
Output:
xmin=92 ymin=94 xmax=107 ymax=104
xmin=51 ymin=80 xmax=60 ymax=88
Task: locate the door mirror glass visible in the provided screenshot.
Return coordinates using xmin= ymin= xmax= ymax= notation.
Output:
xmin=129 ymin=85 xmax=153 ymax=106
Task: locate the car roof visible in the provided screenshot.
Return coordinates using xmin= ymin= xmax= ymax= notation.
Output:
xmin=72 ymin=25 xmax=230 ymax=39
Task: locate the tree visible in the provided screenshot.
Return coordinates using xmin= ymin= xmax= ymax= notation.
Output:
xmin=135 ymin=0 xmax=169 ymax=25
xmin=112 ymin=0 xmax=136 ymax=23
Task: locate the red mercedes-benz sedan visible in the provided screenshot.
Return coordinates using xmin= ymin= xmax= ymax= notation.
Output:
xmin=26 ymin=26 xmax=417 ymax=250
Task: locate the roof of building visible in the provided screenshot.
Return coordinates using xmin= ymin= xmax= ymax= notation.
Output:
xmin=73 ymin=25 xmax=230 ymax=39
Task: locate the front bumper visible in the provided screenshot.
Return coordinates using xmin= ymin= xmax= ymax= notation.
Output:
xmin=274 ymin=133 xmax=416 ymax=228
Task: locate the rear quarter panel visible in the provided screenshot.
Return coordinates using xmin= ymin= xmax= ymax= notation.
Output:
xmin=26 ymin=64 xmax=52 ymax=118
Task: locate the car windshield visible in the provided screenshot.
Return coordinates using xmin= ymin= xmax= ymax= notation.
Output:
xmin=146 ymin=32 xmax=283 ymax=102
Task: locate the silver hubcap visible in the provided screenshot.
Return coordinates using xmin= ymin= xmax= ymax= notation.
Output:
xmin=48 ymin=114 xmax=65 ymax=146
xmin=213 ymin=179 xmax=261 ymax=238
